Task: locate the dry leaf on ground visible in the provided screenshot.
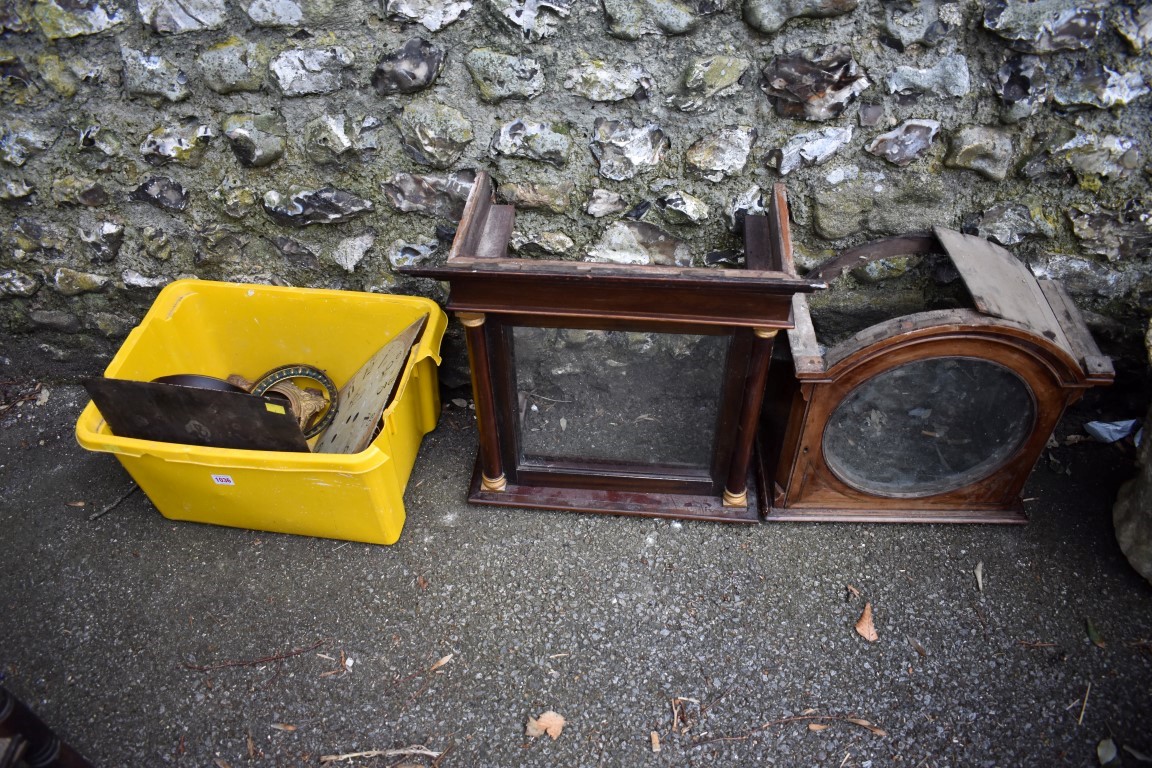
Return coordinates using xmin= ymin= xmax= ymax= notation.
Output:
xmin=846 ymin=718 xmax=888 ymax=736
xmin=429 ymin=653 xmax=454 ymax=672
xmin=808 ymin=723 xmax=830 ymax=732
xmin=1086 ymin=618 xmax=1106 ymax=649
xmin=526 ymin=711 xmax=566 ymax=740
xmin=650 ymin=731 xmax=660 ymax=752
xmin=855 ymin=602 xmax=879 ymax=642
xmin=270 ymin=723 xmax=297 ymax=732
xmin=1098 ymin=738 xmax=1119 ymax=766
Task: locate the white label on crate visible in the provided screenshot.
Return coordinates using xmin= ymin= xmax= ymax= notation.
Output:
xmin=211 ymin=474 xmax=236 ymax=486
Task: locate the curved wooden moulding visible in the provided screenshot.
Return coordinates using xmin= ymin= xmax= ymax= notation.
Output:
xmin=759 ymin=229 xmax=1115 ymax=524
xmin=819 ymin=310 xmax=1090 ymax=387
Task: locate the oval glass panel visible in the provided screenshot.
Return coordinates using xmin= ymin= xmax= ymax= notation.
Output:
xmin=822 ymin=357 xmax=1036 ymax=497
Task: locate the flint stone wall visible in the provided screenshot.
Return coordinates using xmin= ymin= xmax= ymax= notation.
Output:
xmin=0 ymin=0 xmax=1150 ymax=379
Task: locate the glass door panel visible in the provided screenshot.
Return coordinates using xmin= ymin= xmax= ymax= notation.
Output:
xmin=513 ymin=327 xmax=728 ymax=469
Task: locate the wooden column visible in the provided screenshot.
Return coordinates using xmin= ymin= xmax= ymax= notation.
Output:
xmin=457 ymin=312 xmax=506 ymax=492
xmin=0 ymin=686 xmax=94 ymax=768
xmin=723 ymin=327 xmax=778 ymax=507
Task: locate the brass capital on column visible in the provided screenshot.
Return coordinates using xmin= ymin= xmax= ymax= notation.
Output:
xmin=481 ymin=473 xmax=507 ymax=492
xmin=753 ymin=327 xmax=779 ymax=340
xmin=457 ymin=311 xmax=486 ymax=328
xmin=722 ymin=487 xmax=748 ymax=508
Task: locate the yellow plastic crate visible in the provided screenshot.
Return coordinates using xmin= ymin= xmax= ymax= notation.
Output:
xmin=76 ymin=279 xmax=446 ymax=545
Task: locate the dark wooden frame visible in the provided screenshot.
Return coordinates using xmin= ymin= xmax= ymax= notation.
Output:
xmin=402 ymin=172 xmax=824 ymax=522
xmin=758 ymin=228 xmax=1114 ymax=523
xmin=1 ymin=686 xmax=93 ymax=768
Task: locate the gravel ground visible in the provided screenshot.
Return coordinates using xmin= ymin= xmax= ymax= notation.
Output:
xmin=2 ymin=383 xmax=1151 ymax=767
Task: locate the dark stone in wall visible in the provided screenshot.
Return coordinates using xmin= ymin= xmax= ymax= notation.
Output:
xmin=382 ymin=170 xmax=475 ymax=219
xmin=130 ymin=177 xmax=190 ymax=211
xmin=262 ymin=187 xmax=375 ymax=227
xmin=372 ymin=38 xmax=445 ymax=95
xmin=222 ymin=113 xmax=287 ymax=168
xmin=761 ymin=46 xmax=870 ymax=121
